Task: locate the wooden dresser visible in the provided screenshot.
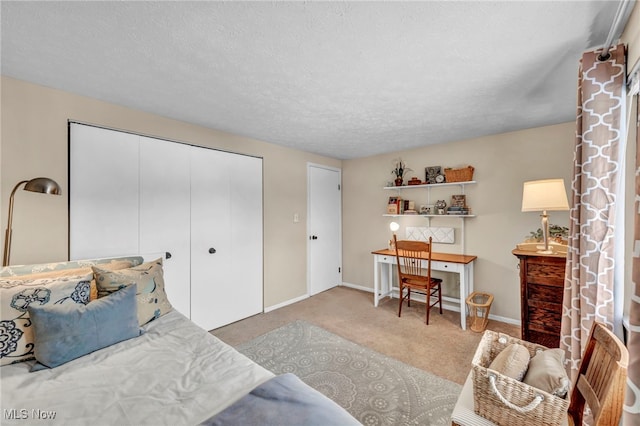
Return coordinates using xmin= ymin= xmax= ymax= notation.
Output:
xmin=512 ymin=249 xmax=567 ymax=348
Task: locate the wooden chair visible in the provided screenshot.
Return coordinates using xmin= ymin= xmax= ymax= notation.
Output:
xmin=567 ymin=321 xmax=629 ymax=426
xmin=450 ymin=321 xmax=629 ymax=426
xmin=393 ymin=235 xmax=442 ymax=325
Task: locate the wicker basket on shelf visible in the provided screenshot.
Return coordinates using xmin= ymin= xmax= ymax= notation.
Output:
xmin=471 ymin=330 xmax=569 ymax=426
xmin=444 ymin=166 xmax=474 ymax=182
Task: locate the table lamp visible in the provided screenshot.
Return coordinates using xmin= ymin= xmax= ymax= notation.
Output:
xmin=3 ymin=177 xmax=61 ymax=266
xmin=521 ymin=179 xmax=569 ymax=254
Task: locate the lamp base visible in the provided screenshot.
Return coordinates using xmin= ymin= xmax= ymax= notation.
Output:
xmin=536 ymin=249 xmax=554 ymax=255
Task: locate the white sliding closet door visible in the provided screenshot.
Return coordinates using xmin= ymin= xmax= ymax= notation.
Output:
xmin=70 ymin=124 xmax=263 ymax=331
xmin=70 ymin=124 xmax=139 ymax=259
xmin=139 ymin=137 xmax=191 ymax=318
xmin=190 ymin=149 xmax=263 ymax=331
xmin=190 ymin=148 xmax=231 ymax=330
xmin=229 ymin=154 xmax=263 ymax=322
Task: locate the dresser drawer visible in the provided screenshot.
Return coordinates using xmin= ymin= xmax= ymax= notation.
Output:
xmin=527 ymin=329 xmax=560 ymax=348
xmin=526 ymin=262 xmax=565 ymax=286
xmin=527 ymin=283 xmax=563 ymax=304
xmin=527 ymin=307 xmax=561 ymax=335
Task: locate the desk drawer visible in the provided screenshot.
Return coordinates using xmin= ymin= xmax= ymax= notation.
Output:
xmin=375 ymin=255 xmax=397 ymax=265
xmin=431 ymin=261 xmax=462 ymax=273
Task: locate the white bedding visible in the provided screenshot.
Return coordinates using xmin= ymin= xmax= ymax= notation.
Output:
xmin=0 ymin=310 xmax=274 ymax=425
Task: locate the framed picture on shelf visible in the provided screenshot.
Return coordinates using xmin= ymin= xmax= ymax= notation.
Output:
xmin=425 ymin=166 xmax=443 ymax=184
xmin=451 ymin=194 xmax=466 ymax=207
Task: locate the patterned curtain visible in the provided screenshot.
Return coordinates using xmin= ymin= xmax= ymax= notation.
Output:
xmin=560 ymin=44 xmax=626 ymax=381
xmin=624 ymin=93 xmax=639 ymax=425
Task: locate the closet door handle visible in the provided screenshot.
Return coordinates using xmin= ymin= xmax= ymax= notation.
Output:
xmin=209 ymin=248 xmax=217 ymax=254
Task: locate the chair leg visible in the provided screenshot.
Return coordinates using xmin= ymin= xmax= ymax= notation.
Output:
xmin=426 ymin=285 xmax=430 ymax=325
xmin=438 ymin=282 xmax=443 ymax=314
xmin=398 ymin=286 xmax=403 ymax=317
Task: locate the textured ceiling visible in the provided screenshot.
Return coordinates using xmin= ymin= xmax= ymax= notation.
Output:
xmin=1 ymin=1 xmax=623 ymax=160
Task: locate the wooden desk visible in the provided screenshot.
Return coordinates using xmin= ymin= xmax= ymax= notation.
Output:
xmin=371 ymin=249 xmax=478 ymax=330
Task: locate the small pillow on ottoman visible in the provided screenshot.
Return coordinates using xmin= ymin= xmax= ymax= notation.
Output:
xmin=523 ymin=348 xmax=570 ymax=397
xmin=488 ymin=343 xmax=530 ymax=381
xmin=28 ymin=284 xmax=141 ymax=370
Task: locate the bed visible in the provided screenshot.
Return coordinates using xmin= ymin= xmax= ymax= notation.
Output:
xmin=0 ymin=257 xmax=359 ymax=425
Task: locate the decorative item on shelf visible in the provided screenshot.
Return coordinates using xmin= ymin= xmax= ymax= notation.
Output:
xmin=387 ymin=196 xmax=401 ymax=214
xmin=450 ymin=194 xmax=466 ymax=207
xmin=435 ymin=199 xmax=447 ymax=215
xmin=407 ymin=177 xmax=422 ymax=185
xmin=419 ymin=205 xmax=431 ymax=215
xmin=424 ymin=166 xmax=442 ymax=184
xmin=521 ymin=179 xmax=570 ymax=254
xmin=443 ymin=165 xmax=474 ymax=183
xmin=387 ymin=196 xmax=408 ymax=214
xmin=448 ymin=194 xmax=470 ymax=215
xmin=391 ymin=158 xmax=412 ymax=186
xmin=446 ymin=206 xmax=471 ymax=215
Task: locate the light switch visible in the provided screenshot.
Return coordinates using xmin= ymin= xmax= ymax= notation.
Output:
xmin=293 ymin=213 xmax=299 ymax=223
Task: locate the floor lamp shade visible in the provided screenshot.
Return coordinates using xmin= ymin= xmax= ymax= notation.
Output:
xmin=521 ymin=179 xmax=569 ymax=254
xmin=3 ymin=177 xmax=61 ymax=266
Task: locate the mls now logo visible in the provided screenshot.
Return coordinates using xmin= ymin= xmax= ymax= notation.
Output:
xmin=4 ymin=408 xmax=57 ymax=420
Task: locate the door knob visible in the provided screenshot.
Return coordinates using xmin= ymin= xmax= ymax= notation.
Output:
xmin=165 ymin=252 xmax=172 ymax=259
xmin=209 ymin=248 xmax=217 ymax=254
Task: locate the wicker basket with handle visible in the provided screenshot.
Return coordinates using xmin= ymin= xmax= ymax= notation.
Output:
xmin=444 ymin=166 xmax=474 ymax=182
xmin=471 ymin=330 xmax=569 ymax=426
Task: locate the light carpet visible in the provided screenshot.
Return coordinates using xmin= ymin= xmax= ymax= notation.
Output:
xmin=236 ymin=320 xmax=461 ymax=426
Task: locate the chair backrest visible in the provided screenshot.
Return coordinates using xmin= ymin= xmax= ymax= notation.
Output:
xmin=393 ymin=235 xmax=434 ymax=280
xmin=568 ymin=321 xmax=629 ymax=426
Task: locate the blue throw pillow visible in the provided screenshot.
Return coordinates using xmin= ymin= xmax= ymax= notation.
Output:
xmin=28 ymin=284 xmax=141 ymax=370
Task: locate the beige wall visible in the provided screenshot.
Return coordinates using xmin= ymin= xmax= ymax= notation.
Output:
xmin=0 ymin=76 xmax=341 ymax=308
xmin=342 ymin=123 xmax=575 ymax=322
xmin=623 ymin=3 xmax=640 ymax=72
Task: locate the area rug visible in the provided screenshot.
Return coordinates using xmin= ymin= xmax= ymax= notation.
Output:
xmin=236 ymin=320 xmax=461 ymax=426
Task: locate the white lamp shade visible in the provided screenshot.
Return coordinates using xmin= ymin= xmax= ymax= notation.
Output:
xmin=521 ymin=179 xmax=570 ymax=212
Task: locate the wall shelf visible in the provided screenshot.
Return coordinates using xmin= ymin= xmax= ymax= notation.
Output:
xmin=383 ymin=179 xmax=476 ymax=253
xmin=382 ymin=214 xmax=476 ymax=218
xmin=383 ymin=180 xmax=476 ymax=190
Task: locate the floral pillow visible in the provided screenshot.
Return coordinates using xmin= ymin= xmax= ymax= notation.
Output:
xmin=0 ymin=273 xmax=93 ymax=366
xmin=93 ymin=258 xmax=172 ymax=326
xmin=0 ymin=260 xmax=134 ymax=302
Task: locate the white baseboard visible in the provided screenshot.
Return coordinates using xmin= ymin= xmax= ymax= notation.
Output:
xmin=340 ymin=282 xmax=373 ymax=293
xmin=341 ymin=282 xmax=520 ymax=326
xmin=265 ymin=283 xmax=521 ymax=328
xmin=264 ymin=293 xmax=309 ymax=313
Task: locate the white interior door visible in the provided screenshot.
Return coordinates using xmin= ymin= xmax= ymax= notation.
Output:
xmin=308 ymin=164 xmax=342 ymax=295
xmin=139 ymin=137 xmax=191 ymax=318
xmin=69 ymin=124 xmax=139 ymax=259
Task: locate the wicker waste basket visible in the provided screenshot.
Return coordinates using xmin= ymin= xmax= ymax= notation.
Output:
xmin=466 ymin=292 xmax=493 ymax=332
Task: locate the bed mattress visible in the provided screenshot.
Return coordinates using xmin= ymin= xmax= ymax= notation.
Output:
xmin=0 ymin=310 xmax=274 ymax=425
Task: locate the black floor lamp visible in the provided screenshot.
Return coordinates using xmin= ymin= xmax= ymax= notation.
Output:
xmin=3 ymin=177 xmax=61 ymax=267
